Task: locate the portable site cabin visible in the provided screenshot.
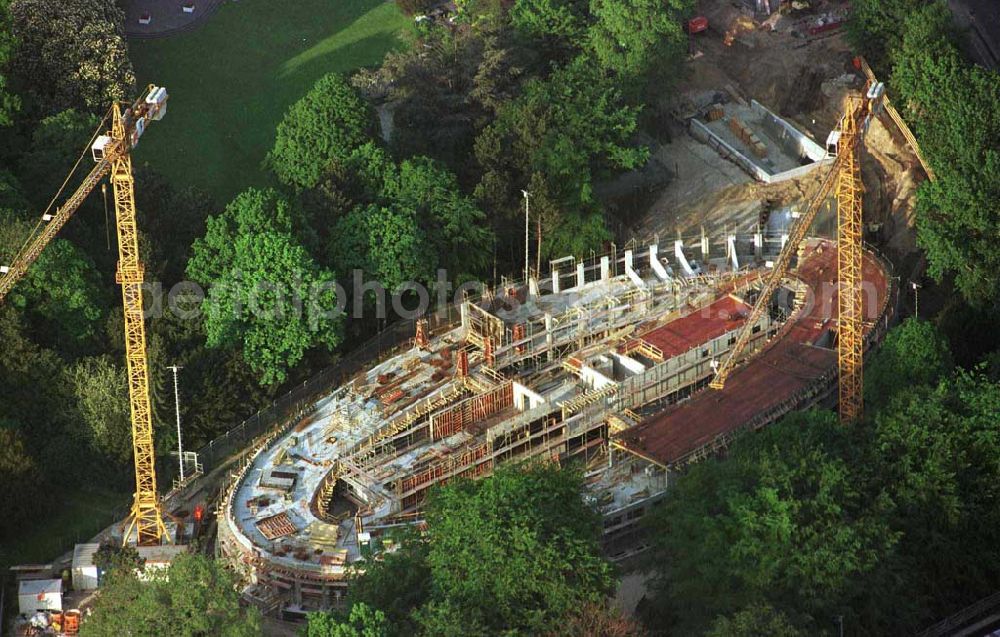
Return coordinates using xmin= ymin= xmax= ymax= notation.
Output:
xmin=72 ymin=543 xmax=101 ymax=591
xmin=18 ymin=579 xmax=62 ymax=615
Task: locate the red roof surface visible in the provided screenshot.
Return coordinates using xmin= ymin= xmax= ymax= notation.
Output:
xmin=638 ymin=295 xmax=751 ymax=358
xmin=614 ymin=240 xmax=890 ymax=466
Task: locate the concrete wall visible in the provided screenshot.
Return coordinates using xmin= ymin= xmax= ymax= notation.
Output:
xmin=690 ymin=106 xmax=833 ymax=184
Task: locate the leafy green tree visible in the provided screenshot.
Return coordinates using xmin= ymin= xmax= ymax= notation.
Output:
xmin=864 ymin=317 xmax=951 ymax=408
xmin=69 ymin=355 xmax=132 ymax=464
xmin=0 ymin=0 xmax=19 ymax=125
xmin=343 ymin=465 xmax=611 ymax=635
xmin=17 ymin=109 xmax=100 ymax=208
xmin=889 ymin=5 xmax=1000 ymax=305
xmin=9 ymin=0 xmax=134 ymax=115
xmin=845 ymin=0 xmax=930 ymax=72
xmin=331 ymin=202 xmax=435 ymax=295
xmin=0 ymin=225 xmax=107 ymax=348
xmin=588 ymin=0 xmax=691 ymax=83
xmin=306 ymin=603 xmax=391 ymax=637
xmin=187 ymin=188 xmax=343 ymax=385
xmin=0 ymin=422 xmax=42 ymax=539
xmin=0 ymin=168 xmax=28 ymax=211
xmin=415 ymin=464 xmax=613 ymax=634
xmin=645 ymin=410 xmax=897 ymax=634
xmin=509 ymin=0 xmax=587 ymax=55
xmin=475 ymin=56 xmax=644 ymax=259
xmin=268 ymin=73 xmax=377 ymax=190
xmin=706 ymin=604 xmax=805 ymax=637
xmin=91 ymin=543 xmax=144 ymax=575
xmin=871 ymin=371 xmax=1000 ymax=630
xmin=348 ymin=529 xmax=431 ymax=636
xmin=187 ymin=188 xmax=342 ymax=384
xmin=390 ymin=157 xmax=493 ymax=279
xmin=81 ymin=553 xmax=261 ymax=637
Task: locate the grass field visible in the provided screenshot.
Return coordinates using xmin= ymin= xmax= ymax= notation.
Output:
xmin=0 ymin=487 xmax=128 ymax=572
xmin=130 ymin=0 xmax=410 ymax=204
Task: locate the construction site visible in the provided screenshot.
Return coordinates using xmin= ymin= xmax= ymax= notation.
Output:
xmin=3 ymin=0 xmax=935 ymax=631
xmin=217 ymin=227 xmax=895 ymax=613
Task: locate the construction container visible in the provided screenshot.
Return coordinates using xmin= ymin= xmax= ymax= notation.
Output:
xmin=72 ymin=543 xmax=100 ymax=591
xmin=17 ymin=579 xmax=62 ymax=615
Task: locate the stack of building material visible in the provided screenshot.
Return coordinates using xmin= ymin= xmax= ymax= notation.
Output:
xmin=706 ymin=104 xmax=725 ymax=122
xmin=728 ymin=117 xmax=768 ymax=158
xmin=257 ymin=512 xmax=297 ymax=540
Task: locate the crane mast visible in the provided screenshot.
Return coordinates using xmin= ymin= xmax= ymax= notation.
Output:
xmin=109 ymin=102 xmax=169 ymax=545
xmin=0 ymin=86 xmax=170 ymax=545
xmin=710 ymin=88 xmax=880 ymax=424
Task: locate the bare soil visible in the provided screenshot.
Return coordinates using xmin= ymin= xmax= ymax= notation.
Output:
xmin=625 ymin=0 xmax=926 ymax=260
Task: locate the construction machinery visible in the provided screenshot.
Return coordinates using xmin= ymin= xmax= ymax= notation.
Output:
xmin=709 ymin=81 xmax=884 ymax=424
xmin=0 ymin=85 xmax=171 ymax=545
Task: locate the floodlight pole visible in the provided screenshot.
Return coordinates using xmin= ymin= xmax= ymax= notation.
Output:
xmin=168 ymin=365 xmax=184 ymax=482
xmin=522 ymin=189 xmax=530 ymax=282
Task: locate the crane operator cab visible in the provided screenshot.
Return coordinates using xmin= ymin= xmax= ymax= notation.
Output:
xmin=91 ymin=85 xmax=168 ymax=162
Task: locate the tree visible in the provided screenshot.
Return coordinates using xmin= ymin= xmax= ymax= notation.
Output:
xmin=81 ymin=553 xmax=261 ymax=637
xmin=888 ymin=5 xmax=1000 ymax=305
xmin=864 ymin=317 xmax=951 ymax=408
xmin=845 ymin=0 xmax=930 ymax=73
xmin=69 ymin=356 xmax=132 ymax=464
xmin=706 ymin=604 xmax=805 ymax=637
xmin=306 ymin=603 xmax=391 ymax=637
xmin=187 ymin=188 xmax=343 ymax=385
xmin=645 ymin=410 xmax=897 ymax=634
xmin=871 ymin=371 xmax=1000 ymax=630
xmin=0 ymin=226 xmax=107 ymax=349
xmin=268 ymin=73 xmax=377 ymax=190
xmin=587 ymin=0 xmax=691 ymax=84
xmin=342 ymin=465 xmax=612 ymax=635
xmin=9 ymin=0 xmax=134 ymax=115
xmin=0 ymin=0 xmax=19 ymax=125
xmin=330 ymin=202 xmax=435 ymax=295
xmin=558 ymin=603 xmax=648 ymax=637
xmin=415 ymin=464 xmax=613 ymax=634
xmin=348 ymin=528 xmax=431 ymax=636
xmin=17 ymin=109 xmax=100 ymax=207
xmin=390 ymin=157 xmax=493 ymax=279
xmin=509 ymin=0 xmax=588 ymax=56
xmin=475 ymin=56 xmax=645 ymax=260
xmin=0 ymin=423 xmax=42 ymax=539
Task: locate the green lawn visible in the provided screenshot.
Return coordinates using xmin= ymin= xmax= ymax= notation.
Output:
xmin=129 ymin=0 xmax=410 ymax=204
xmin=0 ymin=487 xmax=128 ymax=572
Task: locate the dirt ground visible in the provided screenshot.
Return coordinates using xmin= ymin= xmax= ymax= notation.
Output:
xmin=626 ymin=0 xmax=926 ymax=263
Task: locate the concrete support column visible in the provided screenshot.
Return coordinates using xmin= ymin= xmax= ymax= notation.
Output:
xmin=600 ymin=256 xmax=610 ymax=281
xmin=754 ymin=230 xmax=763 ymax=259
xmin=551 ymin=269 xmax=560 ymax=294
xmin=701 ymin=228 xmax=710 ymax=259
xmin=576 ymin=262 xmax=585 ymax=289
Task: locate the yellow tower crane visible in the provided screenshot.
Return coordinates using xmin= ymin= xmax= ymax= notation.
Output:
xmin=709 ymin=83 xmax=883 ymax=424
xmin=0 ymin=85 xmax=171 ymax=545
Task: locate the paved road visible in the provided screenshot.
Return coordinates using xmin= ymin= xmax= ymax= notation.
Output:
xmin=949 ymin=0 xmax=1000 ymax=69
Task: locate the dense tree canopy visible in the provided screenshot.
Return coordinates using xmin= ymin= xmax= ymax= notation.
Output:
xmin=646 ymin=410 xmax=896 ymax=634
xmin=9 ymin=0 xmax=134 ymax=115
xmin=315 ymin=464 xmax=613 ymax=636
xmin=475 ymin=55 xmax=645 ymax=258
xmin=0 ymin=0 xmax=18 ymax=125
xmin=588 ymin=0 xmax=691 ymax=84
xmin=889 ymin=6 xmax=1000 ymax=305
xmin=268 ymin=73 xmax=377 ymax=190
xmin=187 ymin=188 xmax=343 ymax=385
xmin=645 ymin=320 xmax=1000 ymax=633
xmin=81 ymin=553 xmax=261 ymax=637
